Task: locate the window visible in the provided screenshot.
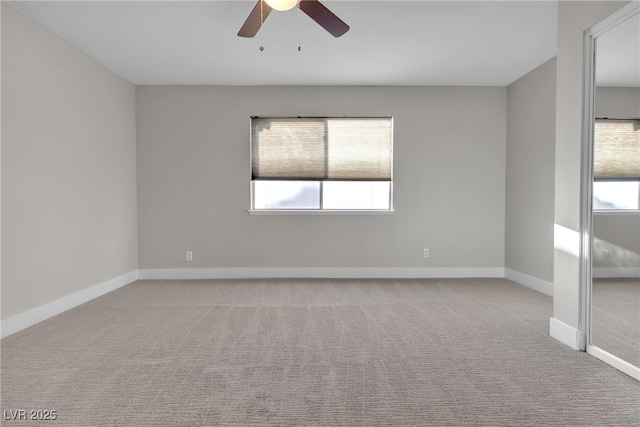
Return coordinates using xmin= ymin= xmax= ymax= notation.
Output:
xmin=593 ymin=119 xmax=640 ymax=211
xmin=250 ymin=117 xmax=393 ymax=212
xmin=593 ymin=181 xmax=640 ymax=210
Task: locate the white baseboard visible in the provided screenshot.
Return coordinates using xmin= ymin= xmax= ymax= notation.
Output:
xmin=592 ymin=267 xmax=640 ymax=279
xmin=504 ymin=269 xmax=553 ymax=296
xmin=1 ymin=270 xmax=139 ymax=339
xmin=138 ymin=267 xmax=506 ymax=280
xmin=549 ymin=317 xmax=585 ymax=350
xmin=587 ymin=345 xmax=640 ymax=381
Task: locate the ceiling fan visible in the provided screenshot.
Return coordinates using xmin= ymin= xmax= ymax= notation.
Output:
xmin=238 ymin=0 xmax=350 ymax=38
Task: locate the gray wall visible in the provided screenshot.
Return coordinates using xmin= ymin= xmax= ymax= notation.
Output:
xmin=505 ymin=57 xmax=557 ymax=283
xmin=593 ymin=214 xmax=640 ymax=272
xmin=136 ymin=86 xmax=506 ymax=270
xmin=1 ymin=3 xmax=138 ymax=320
xmin=553 ymin=0 xmax=631 ymax=329
xmin=596 ymin=87 xmax=640 ymax=119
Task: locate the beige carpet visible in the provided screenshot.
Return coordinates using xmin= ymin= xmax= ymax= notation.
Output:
xmin=1 ymin=278 xmax=639 ymax=426
xmin=592 ymin=278 xmax=640 ymax=367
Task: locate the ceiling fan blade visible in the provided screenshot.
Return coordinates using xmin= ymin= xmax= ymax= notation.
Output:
xmin=238 ymin=1 xmax=273 ymax=38
xmin=299 ymin=0 xmax=350 ymax=38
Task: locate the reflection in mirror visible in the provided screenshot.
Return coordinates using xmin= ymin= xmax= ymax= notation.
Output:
xmin=591 ymin=11 xmax=640 ymax=368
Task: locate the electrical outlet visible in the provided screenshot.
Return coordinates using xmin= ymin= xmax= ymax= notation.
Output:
xmin=186 ymin=251 xmax=193 ymax=261
xmin=423 ymin=248 xmax=429 ymax=258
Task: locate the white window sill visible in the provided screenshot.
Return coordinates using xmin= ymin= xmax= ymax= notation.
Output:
xmin=248 ymin=209 xmax=395 ymax=215
xmin=593 ymin=210 xmax=640 ymax=215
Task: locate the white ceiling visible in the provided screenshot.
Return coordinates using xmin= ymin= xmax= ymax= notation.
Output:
xmin=9 ymin=0 xmax=560 ymax=86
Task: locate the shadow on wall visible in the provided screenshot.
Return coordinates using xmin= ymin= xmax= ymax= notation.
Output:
xmin=593 ymin=237 xmax=640 ymax=278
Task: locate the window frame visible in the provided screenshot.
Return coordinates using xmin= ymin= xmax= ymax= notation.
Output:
xmin=592 ymin=118 xmax=640 ymax=213
xmin=248 ymin=116 xmax=395 ymax=214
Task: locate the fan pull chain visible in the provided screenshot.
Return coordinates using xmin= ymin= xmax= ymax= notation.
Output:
xmin=260 ymin=0 xmax=265 ymax=51
xmin=297 ymin=5 xmax=301 ymax=52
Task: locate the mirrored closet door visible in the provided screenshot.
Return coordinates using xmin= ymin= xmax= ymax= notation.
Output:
xmin=585 ymin=3 xmax=640 ymax=379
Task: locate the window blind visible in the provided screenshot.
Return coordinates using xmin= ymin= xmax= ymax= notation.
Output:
xmin=594 ymin=119 xmax=640 ymax=180
xmin=251 ymin=117 xmax=392 ymax=181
